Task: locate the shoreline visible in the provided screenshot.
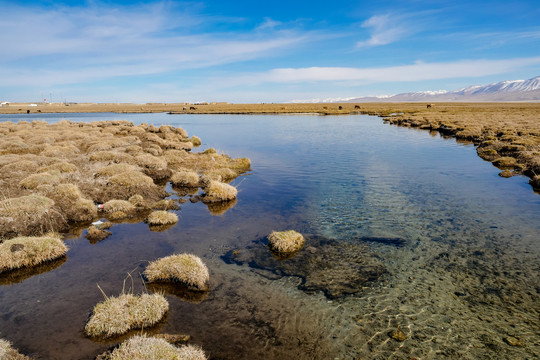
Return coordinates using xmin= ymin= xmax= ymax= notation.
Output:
xmin=1 ymin=102 xmax=539 ymax=192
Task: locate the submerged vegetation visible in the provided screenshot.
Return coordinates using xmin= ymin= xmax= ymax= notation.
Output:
xmin=0 ymin=338 xmax=31 ymax=360
xmin=0 ymin=120 xmax=251 ymax=238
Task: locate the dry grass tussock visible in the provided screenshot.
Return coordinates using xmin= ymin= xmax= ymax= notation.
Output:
xmin=96 ymin=335 xmax=207 ymax=360
xmin=268 ymin=230 xmax=305 ymax=254
xmin=0 ymin=338 xmax=31 ymax=360
xmin=170 ymin=170 xmax=199 ymax=187
xmin=0 ymin=195 xmax=66 ymax=237
xmin=202 ymin=180 xmax=237 ymax=203
xmin=147 ymin=211 xmax=178 ymax=225
xmin=0 ymin=120 xmax=251 ymax=237
xmin=0 ymin=233 xmax=67 ymax=273
xmin=85 ymin=293 xmax=168 ymax=338
xmin=144 ymin=253 xmax=209 ymax=291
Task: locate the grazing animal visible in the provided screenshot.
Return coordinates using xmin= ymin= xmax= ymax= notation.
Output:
xmin=338 ymin=106 xmax=343 ymax=110
xmin=323 ymin=106 xmax=328 ymax=110
xmin=190 ymin=106 xmax=196 ymax=110
xmin=354 ymin=105 xmax=360 ymax=109
xmin=427 ymin=104 xmax=433 ymax=108
xmin=182 ymin=107 xmax=187 ymax=111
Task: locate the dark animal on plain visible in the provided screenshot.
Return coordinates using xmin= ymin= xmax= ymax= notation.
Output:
xmin=338 ymin=106 xmax=343 ymax=110
xmin=354 ymin=105 xmax=360 ymax=109
xmin=190 ymin=106 xmax=196 ymax=110
xmin=183 ymin=107 xmax=187 ymax=111
xmin=323 ymin=106 xmax=328 ymax=110
xmin=26 ymin=110 xmax=30 ymax=114
xmin=427 ymin=104 xmax=433 ymax=108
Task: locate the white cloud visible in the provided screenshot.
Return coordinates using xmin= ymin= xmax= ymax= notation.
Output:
xmin=0 ymin=2 xmax=308 ymax=86
xmin=356 ymin=14 xmax=408 ymax=47
xmin=226 ymin=57 xmax=540 ymax=85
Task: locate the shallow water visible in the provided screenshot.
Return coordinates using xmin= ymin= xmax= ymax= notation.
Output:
xmin=0 ymin=113 xmax=539 ymax=359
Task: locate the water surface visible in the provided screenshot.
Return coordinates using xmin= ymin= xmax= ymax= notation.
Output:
xmin=0 ymin=113 xmax=538 ymax=359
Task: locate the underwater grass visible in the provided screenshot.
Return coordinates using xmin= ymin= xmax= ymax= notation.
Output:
xmin=0 ymin=338 xmax=31 ymax=360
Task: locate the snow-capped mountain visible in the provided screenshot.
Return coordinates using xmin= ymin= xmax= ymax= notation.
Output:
xmin=316 ymin=76 xmax=540 ymax=103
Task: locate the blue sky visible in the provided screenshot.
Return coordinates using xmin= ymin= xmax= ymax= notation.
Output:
xmin=1 ymin=0 xmax=539 ymax=103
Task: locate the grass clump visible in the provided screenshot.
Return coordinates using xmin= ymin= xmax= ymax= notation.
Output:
xmin=0 ymin=234 xmax=67 ymax=273
xmin=0 ymin=339 xmax=31 ymax=360
xmin=147 ymin=211 xmax=178 ymax=225
xmin=103 ymin=200 xmax=135 ymax=214
xmin=86 ymin=226 xmax=112 ymax=243
xmin=190 ymin=136 xmax=202 ymax=146
xmin=108 ymin=171 xmax=155 ymax=187
xmin=170 ymin=170 xmax=199 ymax=187
xmin=201 ymin=181 xmax=237 ymax=203
xmin=85 ymin=293 xmax=168 ymax=338
xmin=19 ymin=172 xmax=60 ymax=189
xmin=0 ymin=195 xmax=64 ymax=237
xmin=97 ymin=335 xmax=207 ymax=360
xmin=144 ymin=254 xmax=209 ymax=291
xmin=268 ymin=230 xmax=305 ymax=254
xmin=96 ymin=164 xmax=139 ymax=178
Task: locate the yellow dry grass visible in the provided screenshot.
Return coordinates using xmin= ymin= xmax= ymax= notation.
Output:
xmin=97 ymin=335 xmax=207 ymax=360
xmin=170 ymin=170 xmax=199 ymax=187
xmin=147 ymin=211 xmax=178 ymax=225
xmin=85 ymin=293 xmax=168 ymax=338
xmin=0 ymin=339 xmax=31 ymax=360
xmin=144 ymin=253 xmax=209 ymax=291
xmin=0 ymin=195 xmax=65 ymax=237
xmin=0 ymin=234 xmax=67 ymax=273
xmin=102 ymin=200 xmax=135 ymax=214
xmin=202 ymin=181 xmax=237 ymax=203
xmin=268 ymin=230 xmax=305 ymax=254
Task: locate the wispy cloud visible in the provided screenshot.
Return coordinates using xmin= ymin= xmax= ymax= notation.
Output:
xmin=226 ymin=57 xmax=540 ymax=85
xmin=356 ymin=14 xmax=408 ymax=47
xmin=0 ymin=2 xmax=309 ymax=87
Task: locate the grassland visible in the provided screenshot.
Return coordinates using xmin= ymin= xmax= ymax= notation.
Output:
xmin=0 ymin=120 xmax=251 ymax=238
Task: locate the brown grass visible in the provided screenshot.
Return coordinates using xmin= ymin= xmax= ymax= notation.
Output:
xmin=96 ymin=335 xmax=207 ymax=360
xmin=147 ymin=211 xmax=178 ymax=225
xmin=201 ymin=181 xmax=237 ymax=203
xmin=0 ymin=195 xmax=66 ymax=237
xmin=86 ymin=226 xmax=112 ymax=242
xmin=170 ymin=170 xmax=200 ymax=187
xmin=102 ymin=200 xmax=135 ymax=214
xmin=85 ymin=293 xmax=168 ymax=338
xmin=144 ymin=253 xmax=209 ymax=291
xmin=268 ymin=230 xmax=305 ymax=254
xmin=0 ymin=339 xmax=31 ymax=360
xmin=0 ymin=234 xmax=67 ymax=273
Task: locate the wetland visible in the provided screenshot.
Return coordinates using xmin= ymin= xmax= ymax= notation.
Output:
xmin=0 ymin=111 xmax=539 ymax=359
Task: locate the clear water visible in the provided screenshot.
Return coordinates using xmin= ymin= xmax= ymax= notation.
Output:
xmin=0 ymin=113 xmax=538 ymax=359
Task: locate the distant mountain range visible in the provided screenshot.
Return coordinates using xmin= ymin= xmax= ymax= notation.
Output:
xmin=293 ymin=76 xmax=540 ymax=103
